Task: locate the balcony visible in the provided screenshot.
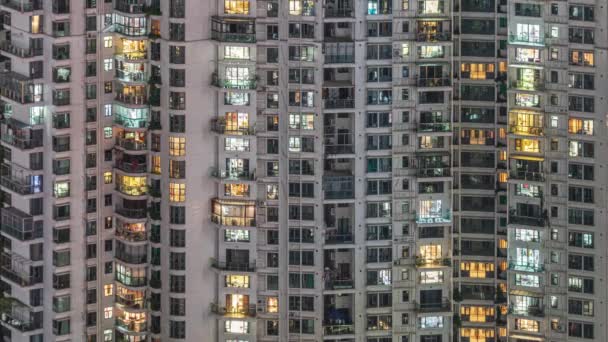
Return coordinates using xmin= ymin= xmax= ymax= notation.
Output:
xmin=115 ymin=93 xmax=148 ymax=106
xmin=115 ymin=295 xmax=145 ymax=310
xmin=114 ymin=0 xmax=145 ymax=14
xmin=415 ymin=257 xmax=451 ymax=268
xmin=211 ymin=199 xmax=255 ymax=227
xmin=210 ymin=118 xmax=255 ymax=135
xmin=210 ymin=303 xmax=256 ymax=317
xmin=115 ymin=206 xmax=147 ymax=220
xmin=417 ymin=77 xmax=451 ymax=87
xmin=115 ymin=159 xmax=147 ymax=174
xmin=211 ymin=16 xmax=256 ymax=43
xmin=0 ymin=40 xmax=43 ymax=58
xmin=508 ymin=305 xmax=544 ymax=317
xmin=323 ymin=175 xmax=354 ymax=200
xmin=1 ymin=164 xmax=42 ymax=195
xmin=116 ymin=136 xmax=147 ymax=151
xmin=1 ymin=252 xmax=42 ymax=286
xmin=324 ymin=98 xmax=354 ymax=109
xmin=416 ymin=32 xmax=451 ymax=42
xmin=1 ymin=207 xmax=42 ymax=241
xmin=325 ymin=278 xmax=354 ymax=290
xmin=324 ymin=324 xmax=354 ymax=335
xmin=210 ymin=258 xmax=256 ymax=272
xmin=508 ymin=34 xmax=544 ymax=46
xmin=0 ymin=298 xmax=40 ymax=332
xmin=508 ymin=213 xmax=545 ymax=227
xmin=509 ymin=170 xmax=544 ymax=182
xmin=115 ymin=317 xmax=147 ymax=333
xmin=115 ymin=225 xmax=147 ymax=242
xmin=510 ymin=79 xmax=544 ymax=91
xmin=414 ymin=300 xmax=451 ymax=312
xmin=508 ymin=261 xmax=544 ymax=273
xmin=0 ymin=0 xmax=42 ymax=11
xmin=509 ymin=125 xmax=544 ymax=136
xmin=211 ymin=72 xmax=256 ymax=90
xmin=0 ymin=71 xmax=42 ymax=104
xmin=417 ymin=122 xmax=451 ymax=132
xmin=417 ymin=167 xmax=450 ymax=178
xmin=115 ymin=69 xmax=147 ymax=83
xmin=210 ymin=168 xmax=255 ymax=181
xmin=325 ymin=233 xmax=354 ymax=245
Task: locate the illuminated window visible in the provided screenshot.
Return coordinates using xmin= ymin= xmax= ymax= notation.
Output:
xmin=289 ymin=113 xmax=315 ymax=130
xmin=289 ymin=137 xmax=301 ymax=152
xmin=103 ymin=36 xmax=113 ymax=48
xmin=515 ymin=93 xmax=540 ymax=107
xmin=225 ymin=320 xmax=249 ymax=333
xmin=266 ymin=184 xmax=279 ymax=200
xmin=515 ymin=138 xmax=540 ymax=153
xmin=117 ymin=175 xmax=147 ymax=196
xmin=419 ymin=245 xmax=441 ymax=260
xmin=224 ymin=46 xmax=250 ymax=60
xmin=226 ymin=293 xmax=250 ymax=314
xmin=224 ymin=67 xmax=252 ymax=87
xmin=515 ymin=318 xmax=539 ymax=332
xmin=169 ymin=183 xmax=186 ymax=202
xmin=460 ymin=262 xmax=494 ymax=278
xmin=224 ymin=112 xmax=249 ymax=133
xmin=104 ymin=172 xmax=113 ymax=184
xmin=54 ymin=181 xmax=70 ymax=198
xmin=515 ymin=229 xmax=539 ymax=242
xmin=461 ymin=63 xmax=494 ymax=80
xmin=31 ymin=15 xmax=42 ymax=33
xmin=498 ymin=172 xmax=507 ymax=183
xmin=419 ymin=316 xmax=443 ymax=328
xmin=104 ymin=329 xmax=112 ymax=341
xmin=104 ymin=284 xmax=113 ymax=296
xmin=460 ymin=328 xmax=495 ymax=340
xmin=420 ymin=270 xmax=443 ymax=284
xmin=152 ymin=156 xmax=161 ymax=174
xmin=568 ymin=118 xmax=594 ymax=135
xmin=498 ymin=239 xmax=507 ymax=248
xmin=515 ymin=274 xmax=540 ymax=287
xmin=267 ymin=297 xmax=279 ymax=313
xmin=224 ymin=0 xmax=250 ymax=14
xmin=289 ymin=0 xmax=315 ymax=15
xmin=224 ymin=229 xmax=250 ymax=242
xmin=104 ymin=58 xmax=113 ymax=71
xmin=418 ymin=199 xmax=444 ymax=221
xmin=225 ymin=138 xmax=250 ymax=152
xmin=104 ymin=126 xmax=113 ymax=138
xmin=225 ymin=275 xmax=250 ymax=288
xmin=224 ymin=184 xmax=250 ymax=197
xmin=402 ymin=43 xmax=410 ymax=56
xmin=169 ymin=136 xmax=186 ymax=156
xmin=499 ymin=150 xmax=507 ymax=161
xmin=510 ymin=111 xmax=543 ymax=135
xmin=461 ymin=306 xmax=494 ymax=322
xmin=104 ymin=307 xmax=113 ymax=319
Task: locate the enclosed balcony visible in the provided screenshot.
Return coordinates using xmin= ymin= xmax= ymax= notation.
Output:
xmin=416 ymin=153 xmax=450 ymax=178
xmin=115 ymin=241 xmax=147 ymax=264
xmin=116 ymin=132 xmax=147 ymax=151
xmin=416 ymin=20 xmax=451 ymax=42
xmin=115 ymin=285 xmax=146 ymax=310
xmin=115 ymin=155 xmax=147 ymax=174
xmin=0 ymin=0 xmax=41 ymax=11
xmin=1 ymin=251 xmax=42 ymax=286
xmin=416 ymin=244 xmax=450 ymax=267
xmin=115 ymin=200 xmax=148 ymax=220
xmin=509 ymin=158 xmax=543 ymax=182
xmin=114 ymin=0 xmax=145 ymax=14
xmin=115 ymin=310 xmax=147 ymax=334
xmin=510 ymin=67 xmax=543 ymax=91
xmin=324 ymin=249 xmax=354 ymax=290
xmin=0 ymin=298 xmax=41 ymax=331
xmin=1 ymin=207 xmax=42 ymax=241
xmin=417 ymin=111 xmax=451 ymax=132
xmin=115 ymin=84 xmax=148 ymax=106
xmin=1 ymin=163 xmax=42 ymax=195
xmin=0 ymin=39 xmax=43 ymax=58
xmin=116 ymin=220 xmax=146 ymax=242
xmin=324 ymin=42 xmax=355 ymax=64
xmin=211 ymin=294 xmax=256 ymax=317
xmin=211 ymin=249 xmax=255 ymax=272
xmin=324 ymin=67 xmax=354 ymax=87
xmin=211 ymin=199 xmax=255 ymax=227
xmin=114 ymin=106 xmax=148 ymax=129
xmin=210 ymin=116 xmax=254 ymax=135
xmin=323 ymin=294 xmax=354 ymax=336
xmin=323 ymin=159 xmax=354 ymax=200
xmin=0 ymin=118 xmax=42 ymax=150
xmin=323 ymin=87 xmax=354 ymax=109
xmin=325 ymin=0 xmax=353 ymax=17
xmin=0 ymin=71 xmax=42 ymax=104
xmin=324 ymin=203 xmax=354 ymax=244
xmin=508 ymin=23 xmax=543 ymax=46
xmin=508 ymin=204 xmax=545 ymax=227
xmin=211 ymin=71 xmax=256 ymax=90
xmin=116 ymin=174 xmax=148 ymax=196
xmin=211 ymin=16 xmax=256 ymax=43
xmin=112 ymin=13 xmax=148 ymax=37
xmin=324 ymin=113 xmax=354 ymax=155
xmin=509 ymin=110 xmax=543 ymax=136
xmin=115 ymin=61 xmax=147 ymax=83
xmin=210 ymin=167 xmax=255 ymax=182
xmin=324 ymin=22 xmax=353 ymax=42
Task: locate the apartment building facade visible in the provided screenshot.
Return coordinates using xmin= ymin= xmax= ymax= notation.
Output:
xmin=0 ymin=0 xmax=606 ymax=341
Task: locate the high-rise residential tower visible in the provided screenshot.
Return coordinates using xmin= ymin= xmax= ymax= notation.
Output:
xmin=0 ymin=0 xmax=606 ymax=341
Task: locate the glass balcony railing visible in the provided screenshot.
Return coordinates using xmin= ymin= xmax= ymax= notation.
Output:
xmin=417 ymin=122 xmax=451 ymax=132
xmin=115 ymin=317 xmax=147 ymax=333
xmin=508 ymin=305 xmax=545 ymax=317
xmin=509 ymin=170 xmax=544 ymax=182
xmin=210 ymin=168 xmax=255 ymax=181
xmin=210 ymin=258 xmax=256 ymax=272
xmin=510 ymin=79 xmax=544 ymax=91
xmin=324 ymin=324 xmax=355 ymax=335
xmin=416 ymin=210 xmax=451 ymax=224
xmin=414 ymin=300 xmax=451 ymax=312
xmin=210 ymin=118 xmax=255 ymax=135
xmin=116 ymin=137 xmax=147 ymax=151
xmin=416 ymin=32 xmax=451 ymax=42
xmin=0 ymin=72 xmax=43 ymax=104
xmin=211 ymin=17 xmax=256 ymax=43
xmin=115 ymin=207 xmax=147 ymax=219
xmin=417 ymin=77 xmax=451 ymax=87
xmin=0 ymin=41 xmax=43 ymax=58
xmin=210 ymin=303 xmax=257 ymax=317
xmin=0 ymin=0 xmax=42 ymax=11
xmin=508 ymin=33 xmax=544 ymax=46
xmin=323 ymin=175 xmax=354 ymax=200
xmin=1 ymin=207 xmax=42 ymax=241
xmin=211 ymin=73 xmax=257 ymax=90
xmin=325 ymin=278 xmax=354 ymax=290
xmin=324 ymin=98 xmax=355 ymax=109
